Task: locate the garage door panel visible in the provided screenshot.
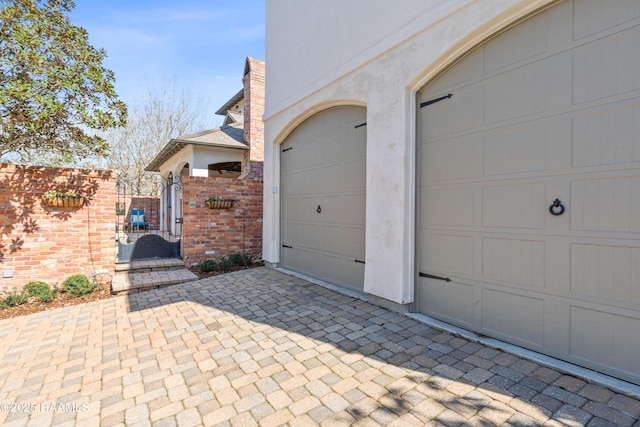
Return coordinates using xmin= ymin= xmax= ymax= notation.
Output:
xmin=421 ymin=232 xmax=474 ymax=277
xmin=419 ymin=279 xmax=474 ymax=327
xmin=484 ymin=62 xmax=548 ymax=125
xmin=320 ymin=163 xmax=346 ymax=194
xmin=423 ymin=50 xmax=479 ymax=99
xmin=482 ymin=289 xmax=545 ymax=347
xmin=570 ymin=243 xmax=640 ymax=307
xmin=299 ymin=139 xmax=324 ymax=170
xmin=282 ymin=196 xmax=317 ymax=221
xmin=282 ymin=222 xmax=300 ymax=246
xmin=321 ymin=224 xmax=365 ymax=257
xmin=572 ymin=29 xmax=640 ymax=104
xmin=343 ymin=193 xmax=366 ymax=225
xmin=482 ymin=238 xmax=545 ymax=288
xmin=346 ymin=129 xmax=367 ymax=159
xmin=423 ymin=187 xmax=474 ymax=227
xmin=322 ymin=130 xmax=347 ymax=164
xmin=570 ymin=175 xmax=640 ymax=232
xmin=321 ymin=253 xmax=365 ymax=292
xmin=421 ymin=86 xmax=479 ymax=139
xmin=570 ymin=306 xmax=640 ymax=382
xmin=573 ymin=0 xmax=640 ymax=40
xmin=282 ymin=169 xmax=320 ymax=196
xmin=346 ymin=159 xmax=367 ymax=191
xmin=483 ymin=122 xmax=548 ymax=176
xmin=482 ymin=182 xmax=545 ymax=229
xmin=572 ymin=102 xmax=640 ymax=167
xmin=422 ymin=136 xmax=476 ymax=183
xmin=483 ymin=8 xmax=549 ymax=74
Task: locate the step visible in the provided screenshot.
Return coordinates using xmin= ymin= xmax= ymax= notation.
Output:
xmin=115 ymin=258 xmax=185 ymax=273
xmin=112 ymin=268 xmax=199 ymax=294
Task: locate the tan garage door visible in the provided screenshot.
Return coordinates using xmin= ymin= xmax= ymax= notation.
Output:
xmin=281 ymin=106 xmax=367 ymax=292
xmin=417 ymin=0 xmax=640 ymax=384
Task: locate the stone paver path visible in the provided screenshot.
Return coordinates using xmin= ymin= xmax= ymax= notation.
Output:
xmin=1 ymin=267 xmax=639 ymax=426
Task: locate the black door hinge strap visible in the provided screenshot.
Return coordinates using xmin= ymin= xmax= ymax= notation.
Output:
xmin=420 ymin=93 xmax=453 ymax=108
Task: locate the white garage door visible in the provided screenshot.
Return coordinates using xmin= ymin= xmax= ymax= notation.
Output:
xmin=418 ymin=0 xmax=640 ymax=384
xmin=281 ymin=106 xmax=367 ymax=292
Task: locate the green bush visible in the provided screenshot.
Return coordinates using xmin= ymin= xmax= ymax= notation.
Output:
xmin=23 ymin=281 xmax=57 ymax=303
xmin=228 ymin=253 xmax=252 ymax=267
xmin=61 ymin=274 xmax=96 ymax=297
xmin=197 ymin=259 xmax=218 ymax=272
xmin=0 ymin=291 xmax=27 ymax=308
xmin=217 ymin=256 xmax=234 ymax=272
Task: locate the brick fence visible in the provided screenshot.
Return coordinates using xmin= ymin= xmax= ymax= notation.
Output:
xmin=0 ymin=163 xmax=116 ymax=292
xmin=181 ymin=174 xmax=263 ymax=264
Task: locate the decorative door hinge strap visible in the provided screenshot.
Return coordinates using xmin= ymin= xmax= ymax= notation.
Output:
xmin=282 ymin=147 xmax=293 ymax=152
xmin=355 ymin=122 xmax=367 ymax=129
xmin=419 ymin=272 xmax=451 ymax=282
xmin=420 ymin=93 xmax=453 ymax=108
xmin=354 ymin=259 xmax=365 ymax=264
xmin=282 ymin=244 xmax=293 ymax=248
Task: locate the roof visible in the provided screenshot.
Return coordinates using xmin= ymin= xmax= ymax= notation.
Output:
xmin=144 ymin=123 xmax=248 ymax=172
xmin=215 ymin=89 xmax=244 ymax=116
xmin=224 ymin=111 xmax=244 ymax=125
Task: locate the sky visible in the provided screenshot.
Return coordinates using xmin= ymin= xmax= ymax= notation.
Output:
xmin=69 ymin=0 xmax=266 ymax=128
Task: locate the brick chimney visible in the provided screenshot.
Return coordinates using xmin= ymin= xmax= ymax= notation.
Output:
xmin=241 ymin=57 xmax=265 ymax=180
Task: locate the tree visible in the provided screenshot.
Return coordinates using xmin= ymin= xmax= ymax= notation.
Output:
xmin=0 ymin=0 xmax=127 ymax=163
xmin=107 ymin=80 xmax=212 ymax=193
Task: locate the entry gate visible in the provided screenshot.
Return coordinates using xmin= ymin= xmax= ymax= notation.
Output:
xmin=115 ymin=173 xmax=182 ymax=263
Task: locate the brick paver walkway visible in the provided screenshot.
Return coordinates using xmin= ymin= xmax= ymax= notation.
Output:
xmin=1 ymin=267 xmax=639 ymax=426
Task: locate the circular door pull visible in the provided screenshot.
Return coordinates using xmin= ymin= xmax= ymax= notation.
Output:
xmin=549 ymin=199 xmax=565 ymax=216
xmin=317 ymin=205 xmax=322 ymax=213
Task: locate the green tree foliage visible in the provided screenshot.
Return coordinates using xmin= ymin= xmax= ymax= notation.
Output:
xmin=0 ymin=0 xmax=127 ymax=162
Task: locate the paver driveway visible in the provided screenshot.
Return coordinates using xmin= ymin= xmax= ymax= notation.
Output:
xmin=1 ymin=267 xmax=639 ymax=426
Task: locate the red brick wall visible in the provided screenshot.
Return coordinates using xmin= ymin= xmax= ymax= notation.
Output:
xmin=119 ymin=197 xmax=161 ymax=230
xmin=0 ymin=163 xmax=116 ymax=292
xmin=181 ymin=176 xmax=263 ymax=264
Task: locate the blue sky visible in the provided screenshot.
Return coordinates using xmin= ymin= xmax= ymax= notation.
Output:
xmin=70 ymin=0 xmax=265 ymax=127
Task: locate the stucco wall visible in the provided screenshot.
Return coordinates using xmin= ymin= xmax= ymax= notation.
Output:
xmin=263 ymin=0 xmax=560 ymax=304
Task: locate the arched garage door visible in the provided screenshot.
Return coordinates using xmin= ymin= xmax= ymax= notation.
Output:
xmin=281 ymin=106 xmax=367 ymax=292
xmin=417 ymin=0 xmax=640 ymax=384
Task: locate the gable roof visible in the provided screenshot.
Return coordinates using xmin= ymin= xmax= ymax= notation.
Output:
xmin=144 ymin=123 xmax=247 ymax=172
xmin=215 ymin=89 xmax=244 ymax=116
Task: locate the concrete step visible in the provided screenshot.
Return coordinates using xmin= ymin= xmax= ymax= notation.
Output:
xmin=115 ymin=258 xmax=185 ymax=273
xmin=112 ymin=265 xmax=199 ymax=294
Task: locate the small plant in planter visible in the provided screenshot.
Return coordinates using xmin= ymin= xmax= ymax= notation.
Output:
xmin=42 ymin=189 xmax=85 ymax=208
xmin=205 ymin=196 xmax=233 ymax=209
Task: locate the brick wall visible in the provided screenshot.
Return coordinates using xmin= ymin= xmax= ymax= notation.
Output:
xmin=118 ymin=197 xmax=161 ymax=230
xmin=181 ymin=176 xmax=263 ymax=264
xmin=0 ymin=163 xmax=117 ymax=292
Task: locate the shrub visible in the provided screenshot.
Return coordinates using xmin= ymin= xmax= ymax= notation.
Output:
xmin=228 ymin=253 xmax=252 ymax=267
xmin=61 ymin=274 xmax=96 ymax=297
xmin=217 ymin=256 xmax=234 ymax=272
xmin=0 ymin=291 xmax=27 ymax=308
xmin=197 ymin=259 xmax=218 ymax=272
xmin=23 ymin=281 xmax=57 ymax=303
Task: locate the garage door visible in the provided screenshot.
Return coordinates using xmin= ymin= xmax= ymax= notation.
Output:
xmin=417 ymin=0 xmax=640 ymax=384
xmin=281 ymin=106 xmax=367 ymax=292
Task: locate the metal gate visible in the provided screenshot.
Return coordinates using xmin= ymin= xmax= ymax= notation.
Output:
xmin=115 ymin=173 xmax=182 ymax=263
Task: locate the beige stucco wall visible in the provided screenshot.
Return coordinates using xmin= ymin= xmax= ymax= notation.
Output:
xmin=263 ymin=0 xmax=560 ymax=304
